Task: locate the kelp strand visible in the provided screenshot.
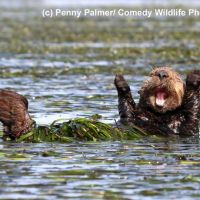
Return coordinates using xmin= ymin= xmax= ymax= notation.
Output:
xmin=16 ymin=118 xmax=148 ymax=143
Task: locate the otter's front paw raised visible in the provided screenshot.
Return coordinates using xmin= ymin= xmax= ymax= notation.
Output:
xmin=186 ymin=70 xmax=200 ymax=88
xmin=114 ymin=74 xmax=131 ymax=93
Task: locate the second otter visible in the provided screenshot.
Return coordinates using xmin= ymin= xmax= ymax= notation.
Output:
xmin=115 ymin=67 xmax=200 ymax=136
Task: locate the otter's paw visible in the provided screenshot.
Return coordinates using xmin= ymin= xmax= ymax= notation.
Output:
xmin=114 ymin=74 xmax=130 ymax=89
xmin=186 ymin=70 xmax=200 ymax=87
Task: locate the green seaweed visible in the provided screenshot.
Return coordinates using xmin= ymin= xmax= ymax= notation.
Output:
xmin=15 ymin=117 xmax=148 ymax=143
xmin=1 ymin=6 xmax=200 ymax=67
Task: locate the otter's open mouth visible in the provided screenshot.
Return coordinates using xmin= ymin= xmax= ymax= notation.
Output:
xmin=155 ymin=89 xmax=168 ymax=107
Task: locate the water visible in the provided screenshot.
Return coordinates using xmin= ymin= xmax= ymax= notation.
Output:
xmin=0 ymin=140 xmax=199 ymax=200
xmin=0 ymin=1 xmax=199 ymax=199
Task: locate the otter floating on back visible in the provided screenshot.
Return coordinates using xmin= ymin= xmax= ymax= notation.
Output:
xmin=114 ymin=67 xmax=200 ymax=136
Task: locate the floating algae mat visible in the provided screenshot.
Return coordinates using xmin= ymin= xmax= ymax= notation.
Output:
xmin=15 ymin=117 xmax=148 ymax=143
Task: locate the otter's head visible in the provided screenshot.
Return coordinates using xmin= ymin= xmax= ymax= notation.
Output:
xmin=139 ymin=67 xmax=185 ymax=113
xmin=0 ymin=90 xmax=36 ymax=140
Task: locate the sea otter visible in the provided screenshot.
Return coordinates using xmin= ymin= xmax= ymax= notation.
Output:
xmin=0 ymin=90 xmax=35 ymax=140
xmin=114 ymin=67 xmax=200 ymax=136
xmin=1 ymin=67 xmax=199 ymax=140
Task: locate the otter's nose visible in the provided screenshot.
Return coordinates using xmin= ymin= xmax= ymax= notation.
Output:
xmin=157 ymin=71 xmax=168 ymax=80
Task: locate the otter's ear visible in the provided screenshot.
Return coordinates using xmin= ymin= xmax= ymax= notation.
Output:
xmin=186 ymin=70 xmax=200 ymax=88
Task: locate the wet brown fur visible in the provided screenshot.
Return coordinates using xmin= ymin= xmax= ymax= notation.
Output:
xmin=140 ymin=67 xmax=185 ymax=113
xmin=0 ymin=90 xmax=35 ymax=140
xmin=115 ymin=67 xmax=200 ymax=136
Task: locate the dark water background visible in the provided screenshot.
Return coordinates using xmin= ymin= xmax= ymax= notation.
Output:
xmin=0 ymin=0 xmax=199 ymax=199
